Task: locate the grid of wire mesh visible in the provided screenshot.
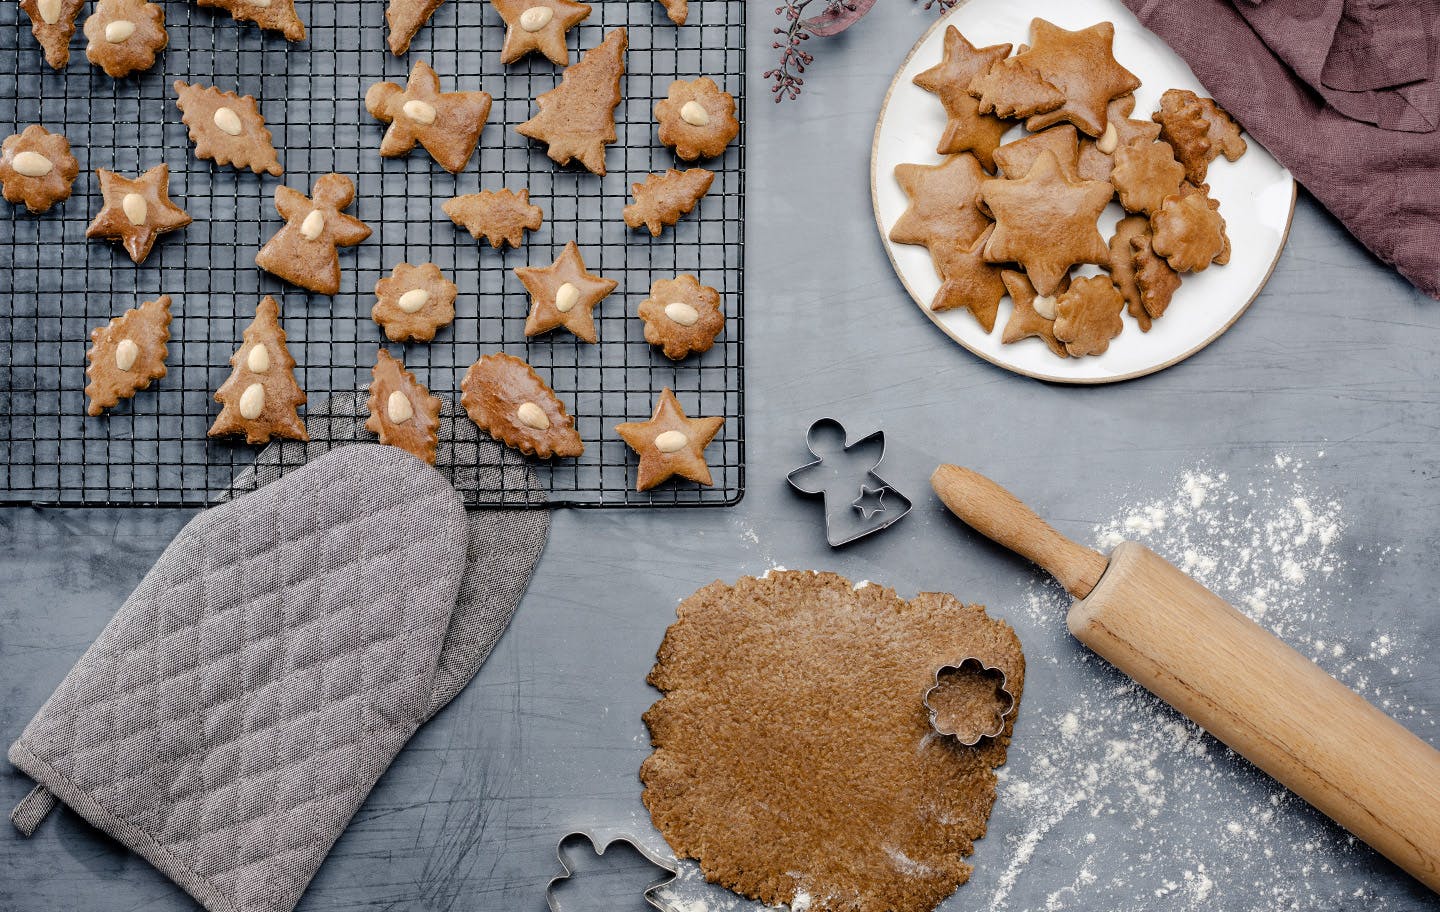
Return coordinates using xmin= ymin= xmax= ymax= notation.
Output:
xmin=0 ymin=0 xmax=745 ymax=507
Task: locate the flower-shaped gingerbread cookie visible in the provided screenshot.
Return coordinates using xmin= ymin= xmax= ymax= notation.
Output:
xmin=366 ymin=349 xmax=443 ymax=464
xmin=515 ymin=241 xmax=617 ymax=343
xmin=255 ymin=173 xmax=372 ymax=296
xmin=173 ymin=81 xmax=283 ymax=176
xmin=655 ymin=77 xmax=739 ymax=161
xmin=493 ymin=0 xmax=591 ymax=65
xmin=0 ymin=125 xmax=79 ymax=213
xmin=638 ymin=274 xmax=724 ymax=360
xmin=86 ymin=164 xmax=191 ymax=263
xmin=83 ymin=0 xmax=166 ymax=78
xmin=1151 ymin=188 xmax=1229 ymax=273
xmin=1109 ymin=140 xmax=1184 ymax=216
xmin=460 ymin=353 xmax=584 ymax=459
xmin=615 ymin=387 xmax=724 ymax=491
xmin=372 ymin=262 xmax=458 ymax=343
xmin=1053 ymin=275 xmax=1124 ymax=358
xmin=366 ymin=60 xmax=493 ymax=174
xmin=1076 ymin=94 xmax=1161 ymax=182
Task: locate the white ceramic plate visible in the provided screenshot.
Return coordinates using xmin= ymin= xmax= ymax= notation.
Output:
xmin=871 ymin=0 xmax=1296 ymax=383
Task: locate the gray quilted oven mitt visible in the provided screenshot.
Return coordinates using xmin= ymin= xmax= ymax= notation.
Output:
xmin=7 ymin=444 xmax=549 ymax=912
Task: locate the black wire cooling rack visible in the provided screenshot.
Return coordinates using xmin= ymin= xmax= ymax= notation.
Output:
xmin=0 ymin=0 xmax=745 ymax=507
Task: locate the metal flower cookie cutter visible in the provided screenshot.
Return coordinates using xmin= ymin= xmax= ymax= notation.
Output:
xmin=546 ymin=830 xmax=678 ymax=912
xmin=923 ymin=657 xmax=1016 ymax=746
xmin=787 ymin=417 xmax=913 ymax=546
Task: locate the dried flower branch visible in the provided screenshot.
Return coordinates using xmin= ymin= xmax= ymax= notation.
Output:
xmin=766 ymin=0 xmax=955 ymax=102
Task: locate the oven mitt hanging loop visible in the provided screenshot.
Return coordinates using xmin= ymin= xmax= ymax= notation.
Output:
xmin=8 ymin=444 xmax=548 ymax=912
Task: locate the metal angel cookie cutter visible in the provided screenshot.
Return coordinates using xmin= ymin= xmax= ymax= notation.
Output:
xmin=787 ymin=417 xmax=913 ymax=546
xmin=923 ymin=657 xmax=1016 ymax=746
xmin=546 ymin=830 xmax=678 ymax=912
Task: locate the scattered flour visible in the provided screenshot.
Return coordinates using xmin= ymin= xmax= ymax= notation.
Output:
xmin=992 ymin=453 xmax=1426 ymax=912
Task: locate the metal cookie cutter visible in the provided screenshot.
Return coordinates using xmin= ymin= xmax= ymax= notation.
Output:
xmin=546 ymin=830 xmax=678 ymax=912
xmin=787 ymin=417 xmax=913 ymax=546
xmin=923 ymin=657 xmax=1016 ymax=746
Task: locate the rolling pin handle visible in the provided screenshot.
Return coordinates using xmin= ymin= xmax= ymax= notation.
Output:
xmin=930 ymin=464 xmax=1109 ymax=599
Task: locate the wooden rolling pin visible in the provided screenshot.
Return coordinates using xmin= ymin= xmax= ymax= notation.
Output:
xmin=931 ymin=464 xmax=1440 ymax=893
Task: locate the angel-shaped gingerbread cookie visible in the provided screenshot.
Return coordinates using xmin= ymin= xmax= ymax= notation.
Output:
xmin=366 ymin=60 xmax=492 ymax=174
xmin=255 ymin=173 xmax=371 ymax=296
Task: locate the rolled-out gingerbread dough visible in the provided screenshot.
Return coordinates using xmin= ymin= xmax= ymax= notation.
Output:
xmin=641 ymin=570 xmax=1025 ymax=912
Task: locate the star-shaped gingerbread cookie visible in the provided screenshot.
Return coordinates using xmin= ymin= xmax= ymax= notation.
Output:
xmin=516 ymin=27 xmax=627 ymax=175
xmin=888 ymin=153 xmax=990 ymax=252
xmin=0 ymin=125 xmax=79 ymax=213
xmin=366 ymin=61 xmax=492 ymax=174
xmin=1015 ymin=19 xmax=1140 ymax=137
xmin=386 ymin=0 xmax=443 ymax=55
xmin=1076 ymin=94 xmax=1161 ymax=182
xmin=912 ymin=26 xmax=1011 ymax=171
xmin=196 ymin=0 xmax=305 ymax=41
xmin=979 ymin=150 xmax=1111 ymax=296
xmin=654 ymin=77 xmax=739 ymax=161
xmin=616 ymin=388 xmax=724 ymax=491
xmin=1000 ymin=269 xmax=1068 ymax=358
xmin=86 ymin=164 xmax=191 ymax=263
xmin=255 ymin=173 xmax=372 ymax=296
xmin=993 ymin=125 xmax=1080 ymax=181
xmin=515 ymin=240 xmax=617 ymax=342
xmin=929 ymin=225 xmax=1006 ymax=333
xmin=173 ymin=81 xmax=283 ymax=176
xmin=83 ymin=0 xmax=167 ymax=78
xmin=494 ymin=0 xmax=591 ymax=65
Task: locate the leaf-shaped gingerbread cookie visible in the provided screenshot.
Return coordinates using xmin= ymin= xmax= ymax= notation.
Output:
xmin=173 ymin=81 xmax=283 ymax=176
xmin=366 ymin=349 xmax=443 ymax=464
xmin=460 ymin=353 xmax=583 ymax=458
xmin=84 ymin=294 xmax=171 ymax=416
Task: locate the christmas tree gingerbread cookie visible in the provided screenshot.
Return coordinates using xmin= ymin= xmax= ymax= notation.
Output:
xmin=84 ymin=294 xmax=171 ymax=416
xmin=19 ymin=0 xmax=86 ymax=68
xmin=255 ymin=173 xmax=371 ymax=296
xmin=196 ymin=0 xmax=305 ymax=41
xmin=208 ymin=296 xmax=307 ymax=444
xmin=366 ymin=349 xmax=442 ymax=464
xmin=173 ymin=81 xmax=283 ymax=176
xmin=516 ymin=28 xmax=626 ymax=175
xmin=623 ymin=168 xmax=713 ymax=237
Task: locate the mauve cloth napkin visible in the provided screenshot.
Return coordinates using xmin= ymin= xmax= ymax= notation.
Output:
xmin=1123 ymin=0 xmax=1440 ymax=298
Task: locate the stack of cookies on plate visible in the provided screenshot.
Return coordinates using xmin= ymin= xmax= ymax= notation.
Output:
xmin=890 ymin=18 xmax=1248 ymax=359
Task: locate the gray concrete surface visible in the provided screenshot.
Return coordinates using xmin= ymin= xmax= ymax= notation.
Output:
xmin=4 ymin=4 xmax=1440 ymax=911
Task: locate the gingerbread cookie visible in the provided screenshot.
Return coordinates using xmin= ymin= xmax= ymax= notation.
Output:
xmin=623 ymin=167 xmax=713 ymax=236
xmin=1001 ymin=269 xmax=1068 ymax=358
xmin=460 ymin=353 xmax=583 ymax=458
xmin=654 ymin=0 xmax=685 ymax=25
xmin=993 ymin=125 xmax=1079 ymax=181
xmin=1014 ymin=19 xmax=1139 ymax=137
xmin=495 ymin=0 xmax=591 ymax=65
xmin=84 ymin=294 xmax=171 ymax=416
xmin=443 ymin=188 xmax=543 ymax=249
xmin=969 ymin=56 xmax=1064 ymax=121
xmin=1132 ymin=234 xmax=1181 ymax=323
xmin=366 ymin=349 xmax=443 ymax=464
xmin=365 ymin=61 xmax=492 ymax=174
xmin=515 ymin=240 xmax=617 ymax=343
xmin=980 ymin=150 xmax=1111 ymax=296
xmin=173 ymin=81 xmax=283 ymax=176
xmin=615 ymin=388 xmax=723 ymax=491
xmin=1107 ymin=214 xmax=1152 ymax=330
xmin=83 ymin=0 xmax=166 ymax=78
xmin=255 ymin=173 xmax=371 ymax=296
xmin=516 ymin=27 xmax=627 ymax=175
xmin=386 ymin=0 xmax=443 ymax=54
xmin=86 ymin=164 xmax=191 ymax=264
xmin=1152 ymin=88 xmax=1246 ymax=185
xmin=0 ymin=126 xmax=79 ymax=213
xmin=655 ymin=77 xmax=739 ymax=161
xmin=641 ymin=571 xmax=1024 ymax=912
xmin=1076 ymin=95 xmax=1161 ymax=182
xmin=19 ymin=0 xmax=85 ymax=68
xmin=1053 ymin=274 xmax=1124 ymax=357
xmin=208 ymin=296 xmax=307 ymax=444
xmin=196 ymin=0 xmax=305 ymax=41
xmin=913 ymin=26 xmax=1010 ymax=170
xmin=889 ymin=153 xmax=989 ymax=252
xmin=638 ymin=274 xmax=724 ymax=360
xmin=1150 ymin=188 xmax=1228 ymax=273
xmin=930 ymin=226 xmax=1006 ymax=332
xmin=372 ymin=262 xmax=457 ymax=342
xmin=1109 ymin=139 xmax=1184 ymax=215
